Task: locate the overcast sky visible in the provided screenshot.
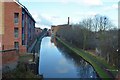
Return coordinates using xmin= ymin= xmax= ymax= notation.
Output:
xmin=19 ymin=0 xmax=119 ymax=29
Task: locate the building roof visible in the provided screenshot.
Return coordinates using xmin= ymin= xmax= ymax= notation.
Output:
xmin=35 ymin=27 xmax=42 ymax=29
xmin=13 ymin=0 xmax=36 ymax=22
xmin=52 ymin=24 xmax=72 ymax=27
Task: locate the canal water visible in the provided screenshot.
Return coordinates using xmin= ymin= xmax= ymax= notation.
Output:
xmin=39 ymin=37 xmax=98 ymax=78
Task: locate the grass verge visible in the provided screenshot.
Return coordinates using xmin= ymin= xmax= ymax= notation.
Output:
xmin=56 ymin=37 xmax=119 ymax=79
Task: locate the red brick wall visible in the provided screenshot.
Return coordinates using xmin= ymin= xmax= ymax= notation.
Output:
xmin=2 ymin=2 xmax=26 ymax=53
xmin=2 ymin=49 xmax=19 ymax=65
xmin=2 ymin=2 xmax=36 ymax=53
xmin=0 ymin=35 xmax=2 ymax=51
xmin=2 ymin=49 xmax=19 ymax=73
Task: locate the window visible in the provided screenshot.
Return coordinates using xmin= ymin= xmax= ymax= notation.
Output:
xmin=22 ymin=27 xmax=25 ymax=45
xmin=14 ymin=42 xmax=19 ymax=49
xmin=14 ymin=13 xmax=19 ymax=23
xmin=22 ymin=13 xmax=25 ymax=27
xmin=14 ymin=28 xmax=19 ymax=38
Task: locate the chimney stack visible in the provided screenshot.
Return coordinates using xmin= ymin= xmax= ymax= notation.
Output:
xmin=68 ymin=17 xmax=70 ymax=25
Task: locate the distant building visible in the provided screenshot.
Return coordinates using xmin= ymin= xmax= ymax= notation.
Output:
xmin=51 ymin=17 xmax=71 ymax=36
xmin=48 ymin=29 xmax=52 ymax=36
xmin=1 ymin=0 xmax=36 ymax=53
xmin=35 ymin=28 xmax=42 ymax=37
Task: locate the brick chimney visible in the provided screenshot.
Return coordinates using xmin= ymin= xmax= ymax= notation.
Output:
xmin=68 ymin=17 xmax=70 ymax=25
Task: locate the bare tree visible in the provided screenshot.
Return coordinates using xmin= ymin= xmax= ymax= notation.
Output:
xmin=56 ymin=15 xmax=119 ymax=68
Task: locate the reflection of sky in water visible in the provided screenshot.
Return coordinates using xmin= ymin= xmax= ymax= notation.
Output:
xmin=39 ymin=37 xmax=98 ymax=78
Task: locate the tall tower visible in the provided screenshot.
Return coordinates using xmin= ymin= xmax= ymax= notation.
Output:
xmin=68 ymin=17 xmax=70 ymax=25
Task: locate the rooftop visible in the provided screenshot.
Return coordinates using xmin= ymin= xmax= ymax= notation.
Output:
xmin=52 ymin=24 xmax=72 ymax=27
xmin=13 ymin=0 xmax=36 ymax=22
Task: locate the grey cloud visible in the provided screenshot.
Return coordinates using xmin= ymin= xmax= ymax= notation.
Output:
xmin=36 ymin=15 xmax=52 ymax=26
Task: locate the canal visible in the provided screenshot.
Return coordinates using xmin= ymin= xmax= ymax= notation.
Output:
xmin=39 ymin=37 xmax=98 ymax=78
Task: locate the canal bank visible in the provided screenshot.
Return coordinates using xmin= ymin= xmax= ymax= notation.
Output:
xmin=39 ymin=37 xmax=98 ymax=78
xmin=56 ymin=37 xmax=119 ymax=79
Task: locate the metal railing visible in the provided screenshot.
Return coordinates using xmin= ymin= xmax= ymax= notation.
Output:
xmin=28 ymin=30 xmax=48 ymax=53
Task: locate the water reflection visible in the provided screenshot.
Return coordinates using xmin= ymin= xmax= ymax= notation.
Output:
xmin=55 ymin=38 xmax=98 ymax=78
xmin=39 ymin=37 xmax=98 ymax=78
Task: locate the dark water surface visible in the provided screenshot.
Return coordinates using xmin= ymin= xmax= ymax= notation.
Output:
xmin=39 ymin=37 xmax=98 ymax=78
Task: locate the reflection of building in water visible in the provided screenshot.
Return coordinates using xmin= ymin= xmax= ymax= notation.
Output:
xmin=51 ymin=37 xmax=57 ymax=46
xmin=50 ymin=38 xmax=54 ymax=43
xmin=56 ymin=40 xmax=98 ymax=78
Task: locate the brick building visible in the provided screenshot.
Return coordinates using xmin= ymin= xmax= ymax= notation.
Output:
xmin=51 ymin=17 xmax=71 ymax=36
xmin=0 ymin=0 xmax=36 ymax=53
xmin=35 ymin=28 xmax=42 ymax=38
